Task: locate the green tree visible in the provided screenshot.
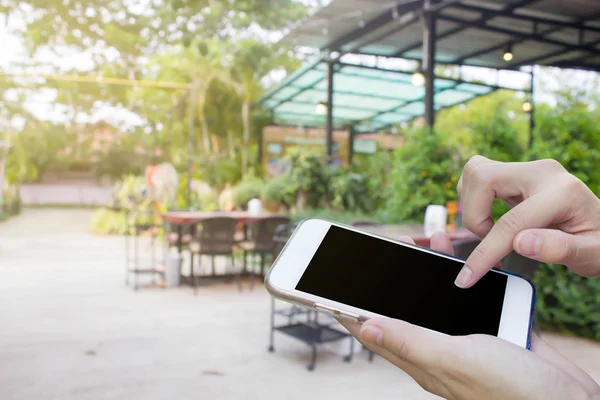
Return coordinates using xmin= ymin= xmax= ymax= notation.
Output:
xmin=382 ymin=128 xmax=464 ymax=223
xmin=227 ymin=39 xmax=301 ymax=174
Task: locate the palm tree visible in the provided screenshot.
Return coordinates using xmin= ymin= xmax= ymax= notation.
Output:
xmin=150 ymin=40 xmax=230 ymax=153
xmin=227 ymin=39 xmax=300 ymax=175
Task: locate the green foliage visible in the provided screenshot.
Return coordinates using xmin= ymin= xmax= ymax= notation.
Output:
xmin=534 ymin=264 xmax=600 ymax=340
xmin=288 ymin=209 xmax=386 ymax=226
xmin=89 ymin=208 xmax=130 ymax=235
xmin=525 ymin=90 xmax=600 ymax=338
xmin=382 ymin=128 xmax=464 ymax=223
xmin=196 ymin=155 xmax=242 ymax=190
xmin=284 ymin=148 xmax=331 ymax=209
xmin=532 ymin=100 xmax=600 ymax=194
xmin=6 ymin=126 xmax=73 ymax=183
xmin=435 ymin=90 xmax=529 ymax=156
xmin=2 ymin=185 xmax=21 ymax=217
xmin=470 ymin=100 xmax=527 ymax=162
xmin=231 ymin=176 xmax=264 ymax=209
xmin=353 ymin=151 xmax=393 ymax=209
xmin=91 ymin=175 xmax=152 ymax=235
xmin=261 ymin=174 xmax=295 ymax=209
xmin=94 ymin=145 xmax=145 ymax=182
xmin=330 ymin=170 xmax=372 ymax=212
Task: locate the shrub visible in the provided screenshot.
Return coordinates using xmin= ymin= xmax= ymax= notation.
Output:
xmin=232 ymin=176 xmax=264 ymax=209
xmin=285 ymin=148 xmax=331 ymax=210
xmin=330 ymin=170 xmax=372 ymax=212
xmin=381 ymin=128 xmax=464 ymax=223
xmin=534 ymin=263 xmax=600 ymax=340
xmin=528 ymin=93 xmax=600 ymax=339
xmin=262 ymin=174 xmax=295 ymax=209
xmin=288 ymin=208 xmax=385 ymax=225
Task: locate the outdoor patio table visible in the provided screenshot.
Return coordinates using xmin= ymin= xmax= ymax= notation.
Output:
xmin=161 ymin=210 xmax=274 ymax=283
xmin=162 ymin=210 xmax=272 ymax=252
xmin=361 ymin=224 xmax=475 ymax=248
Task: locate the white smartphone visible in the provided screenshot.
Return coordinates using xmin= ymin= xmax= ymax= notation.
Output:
xmin=266 ymin=218 xmax=535 ymax=349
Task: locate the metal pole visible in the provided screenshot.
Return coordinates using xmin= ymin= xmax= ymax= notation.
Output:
xmin=187 ymin=85 xmax=196 ymax=208
xmin=347 ymin=125 xmax=355 ymax=165
xmin=423 ymin=0 xmax=436 ymax=130
xmin=528 ymin=67 xmax=536 ymax=150
xmin=325 ymin=61 xmax=334 ymax=161
xmin=257 ymin=124 xmax=263 ymax=176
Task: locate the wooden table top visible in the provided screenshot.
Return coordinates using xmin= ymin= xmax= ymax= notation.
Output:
xmin=361 ymin=224 xmax=475 ymax=247
xmin=162 ymin=210 xmax=274 ymax=225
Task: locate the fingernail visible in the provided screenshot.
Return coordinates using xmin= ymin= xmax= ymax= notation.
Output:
xmin=516 ymin=233 xmax=540 ymax=256
xmin=360 ymin=324 xmax=383 ymax=346
xmin=455 ymin=266 xmax=472 ymax=288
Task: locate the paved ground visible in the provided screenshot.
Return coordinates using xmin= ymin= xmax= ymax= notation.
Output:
xmin=20 ymin=184 xmax=112 ymax=206
xmin=1 ymin=209 xmax=600 ymax=400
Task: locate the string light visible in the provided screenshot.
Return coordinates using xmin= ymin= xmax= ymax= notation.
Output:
xmin=412 ymin=62 xmax=425 ymax=86
xmin=316 ymin=102 xmax=327 ymax=115
xmin=503 ymin=45 xmax=514 ymax=62
xmin=522 ymin=101 xmax=533 ymax=112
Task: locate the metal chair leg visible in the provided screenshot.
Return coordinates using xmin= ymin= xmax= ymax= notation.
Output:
xmin=249 ymin=252 xmax=256 ymax=291
xmin=268 ymin=297 xmax=275 ymax=352
xmin=211 ymin=256 xmax=215 ymax=277
xmin=125 ymin=234 xmax=129 ymax=285
xmin=232 ymin=254 xmax=242 ymax=292
xmin=192 ymin=253 xmax=197 ymax=295
xmin=308 ymin=345 xmax=317 ymax=371
xmin=344 ymin=336 xmax=354 ymax=363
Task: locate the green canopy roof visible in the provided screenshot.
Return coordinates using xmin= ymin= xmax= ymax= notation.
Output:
xmin=260 ymin=61 xmax=524 ymax=132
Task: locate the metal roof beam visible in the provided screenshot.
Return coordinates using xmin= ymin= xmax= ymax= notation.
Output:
xmin=391 ymin=0 xmax=542 ymax=58
xmin=321 ymin=0 xmax=423 ymax=52
xmin=280 ymin=99 xmax=390 ymax=114
xmin=287 ymin=85 xmax=417 ymax=102
xmin=508 ymin=37 xmax=600 ymax=70
xmin=452 ymin=3 xmax=600 ymax=34
xmin=452 ymin=9 xmax=600 ymax=65
xmin=439 ymin=15 xmax=600 ymax=57
xmin=258 ymin=59 xmax=323 ymax=104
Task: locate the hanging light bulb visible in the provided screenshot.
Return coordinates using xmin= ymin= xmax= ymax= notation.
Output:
xmin=503 ymin=45 xmax=514 ymax=62
xmin=412 ymin=63 xmax=425 ymax=87
xmin=412 ymin=61 xmax=425 ymax=86
xmin=522 ymin=101 xmax=533 ymax=113
xmin=316 ymin=102 xmax=327 ymax=115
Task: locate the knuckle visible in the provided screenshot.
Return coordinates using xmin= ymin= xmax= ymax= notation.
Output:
xmin=537 ymin=158 xmax=564 ymax=172
xmin=497 ymin=211 xmax=522 ymax=235
xmin=562 ymin=174 xmax=589 ymax=194
xmin=390 ymin=338 xmax=412 ymax=363
xmin=468 ymin=241 xmax=493 ymax=266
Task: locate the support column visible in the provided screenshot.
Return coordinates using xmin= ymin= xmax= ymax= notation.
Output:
xmin=325 ymin=61 xmax=334 ymax=160
xmin=423 ymin=0 xmax=436 ymax=129
xmin=187 ymin=84 xmax=196 ymax=208
xmin=347 ymin=125 xmax=355 ymax=165
xmin=528 ymin=67 xmax=536 ymax=150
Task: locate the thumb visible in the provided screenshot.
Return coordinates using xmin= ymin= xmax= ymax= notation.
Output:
xmin=514 ymin=229 xmax=600 ymax=277
xmin=360 ymin=318 xmax=451 ymax=368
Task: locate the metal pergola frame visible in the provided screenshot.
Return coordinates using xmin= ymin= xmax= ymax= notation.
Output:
xmin=261 ymin=0 xmax=600 ymax=160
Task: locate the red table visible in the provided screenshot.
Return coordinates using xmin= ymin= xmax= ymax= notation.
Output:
xmin=361 ymin=224 xmax=475 ymax=248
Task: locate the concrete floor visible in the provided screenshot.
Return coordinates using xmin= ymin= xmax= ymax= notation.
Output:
xmin=1 ymin=209 xmax=599 ymax=400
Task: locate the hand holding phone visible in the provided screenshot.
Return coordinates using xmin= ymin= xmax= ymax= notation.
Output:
xmin=266 ymin=218 xmax=534 ymax=347
xmin=341 ymin=233 xmax=600 ymax=400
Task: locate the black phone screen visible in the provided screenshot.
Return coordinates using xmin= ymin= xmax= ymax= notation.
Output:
xmin=296 ymin=225 xmax=507 ymax=336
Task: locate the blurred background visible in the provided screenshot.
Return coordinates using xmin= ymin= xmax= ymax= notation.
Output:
xmin=1 ymin=0 xmax=600 ymax=399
